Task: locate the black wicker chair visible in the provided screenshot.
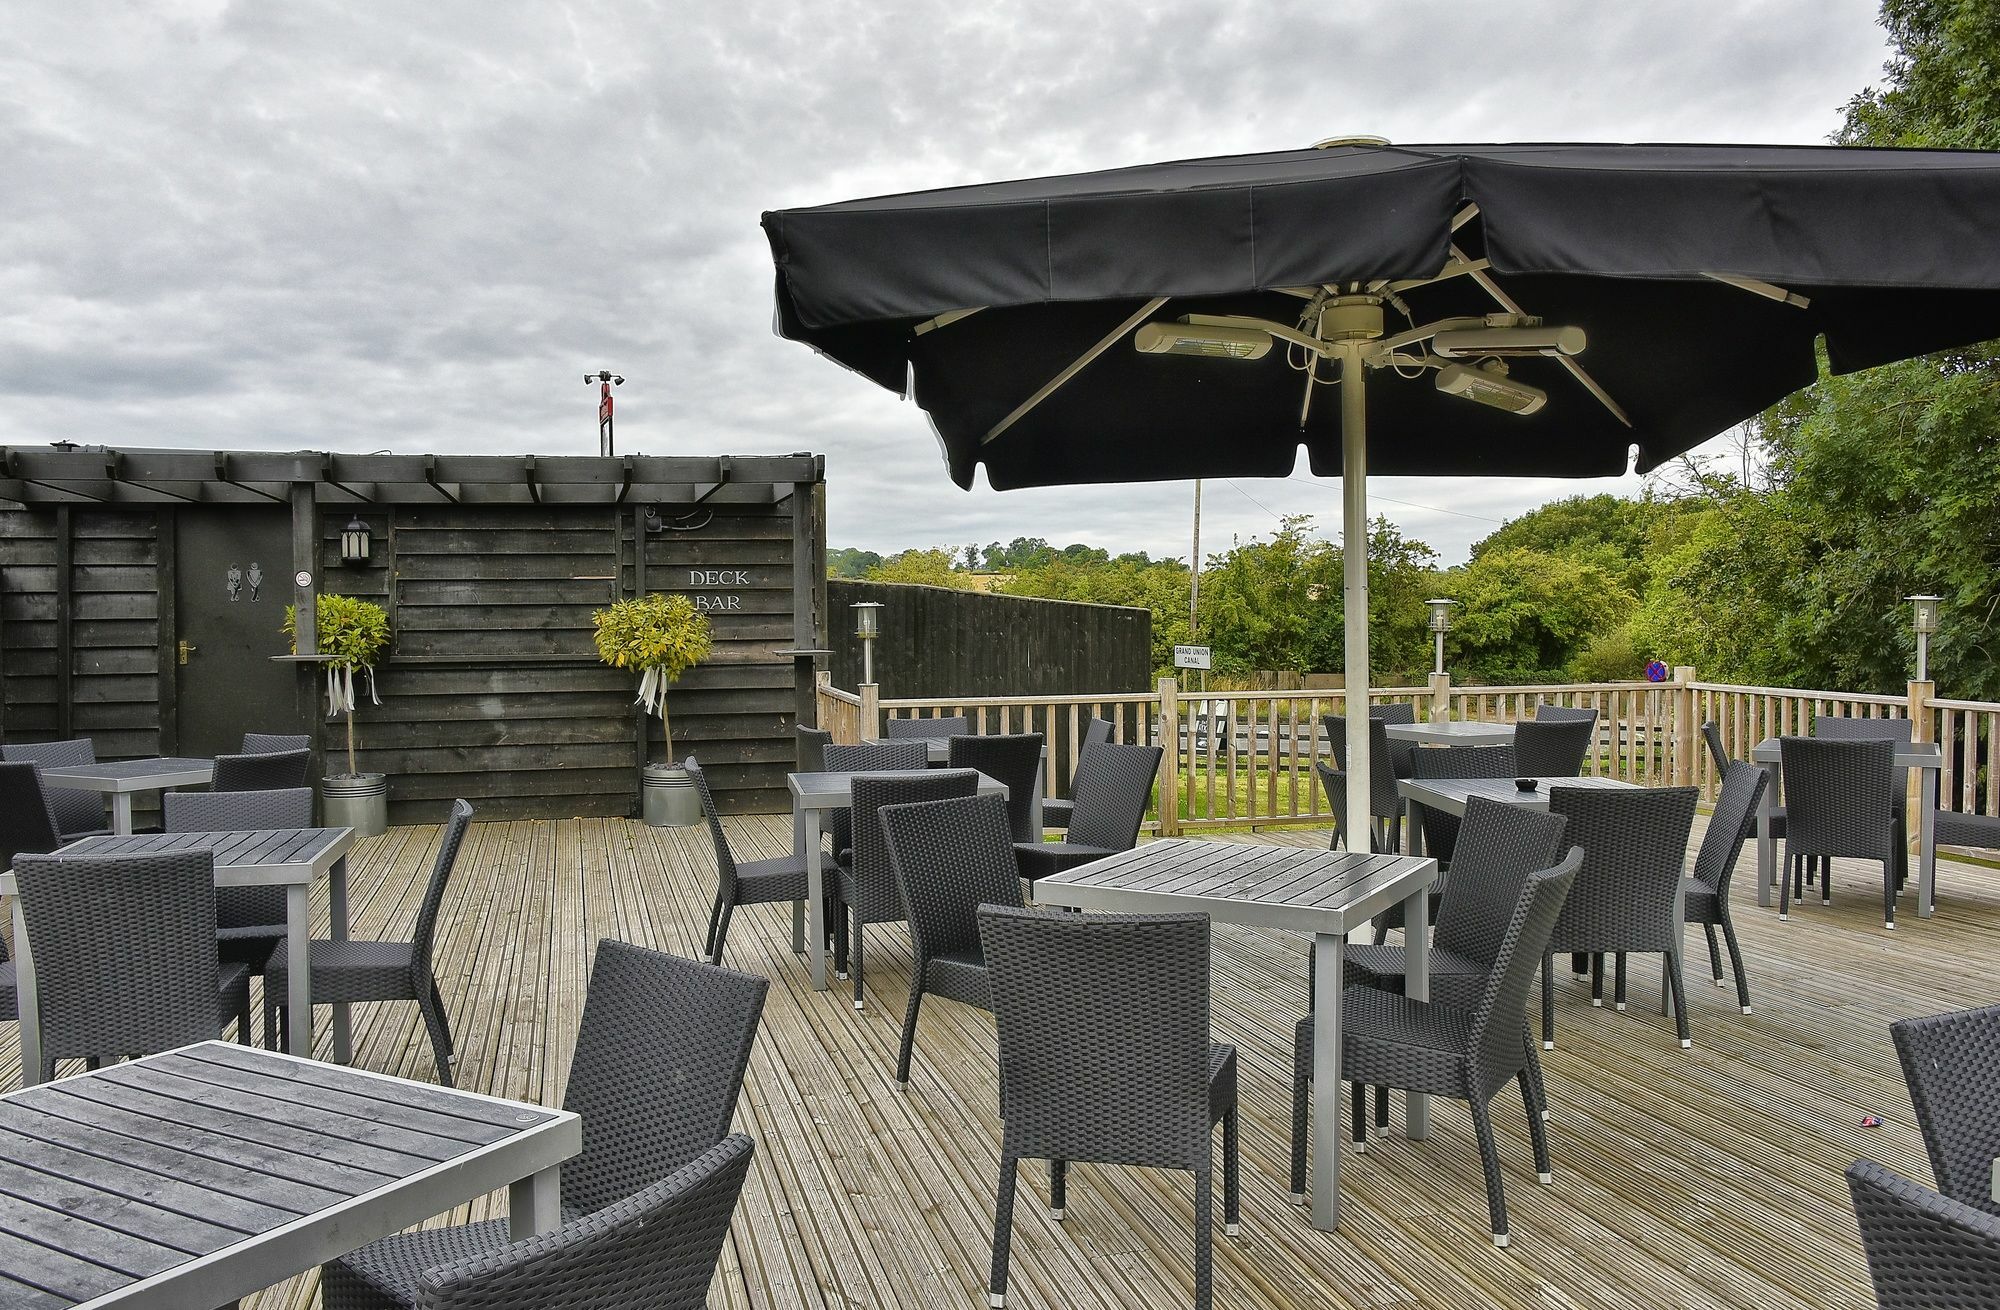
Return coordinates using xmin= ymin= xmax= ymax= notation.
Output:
xmin=1890 ymin=1004 xmax=2000 ymax=1218
xmin=1814 ymin=716 xmax=1915 ymax=892
xmin=1514 ymin=716 xmax=1594 ymax=777
xmin=1325 ymin=715 xmax=1404 ymax=851
xmin=1291 ymin=798 xmax=1570 ymax=1197
xmin=410 ymin=1134 xmax=755 ymax=1310
xmin=822 ymin=740 xmax=930 ymax=862
xmin=1937 ymin=809 xmax=2000 ymax=857
xmin=12 ymin=849 xmax=251 ymax=1081
xmin=796 ymin=725 xmax=832 ymax=773
xmin=1847 ymin=1158 xmax=2000 ymax=1310
xmin=324 ymin=940 xmax=768 ymax=1309
xmin=265 ymin=800 xmax=472 ymax=1082
xmin=165 ymin=787 xmax=316 ymax=977
xmin=0 ymin=739 xmax=109 ymax=839
xmin=213 ymin=747 xmax=311 ymax=792
xmin=832 ymin=769 xmax=980 ymax=1010
xmin=1533 ymin=705 xmax=1598 ymax=723
xmin=1368 ymin=744 xmax=1520 ymax=943
xmin=978 ymin=906 xmax=1239 ymax=1310
xmin=947 ymin=733 xmax=1044 ymax=842
xmin=0 ymin=761 xmax=64 ymax=872
xmin=688 ymin=757 xmax=824 ymax=967
xmin=1541 ymin=786 xmax=1700 ymax=1048
xmin=1684 ymin=762 xmax=1766 ymax=1014
xmin=1704 ymin=720 xmax=1798 ymax=885
xmin=1317 ymin=850 xmax=1581 ymax=1246
xmin=880 ymin=792 xmax=1024 ymax=1088
xmin=1779 ymin=736 xmax=1901 ymax=927
xmin=241 ymin=733 xmax=310 ymax=754
xmin=886 ymin=715 xmax=970 ymax=738
xmin=1012 ymin=741 xmax=1161 ymax=894
xmin=1043 ymin=718 xmax=1114 ymax=831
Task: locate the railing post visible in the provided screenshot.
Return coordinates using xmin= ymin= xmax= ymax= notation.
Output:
xmin=1673 ymin=666 xmax=1697 ymax=788
xmin=1428 ymin=670 xmax=1451 ymax=723
xmin=1909 ymin=677 xmax=1934 ymax=844
xmin=1157 ymin=675 xmax=1181 ymax=837
xmin=860 ymin=682 xmax=881 ymax=741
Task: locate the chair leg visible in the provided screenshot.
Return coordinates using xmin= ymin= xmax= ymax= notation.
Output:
xmin=1665 ymin=951 xmax=1691 ymax=1049
xmin=1049 ymin=1159 xmax=1066 ymax=1218
xmin=1522 ymin=1031 xmax=1550 ymax=1122
xmin=1288 ymin=1031 xmax=1310 ymax=1202
xmin=417 ymin=977 xmax=456 ymax=1086
xmin=850 ymin=912 xmax=866 ymax=1010
xmin=1469 ymin=1096 xmax=1510 ymax=1246
xmin=1350 ymin=1080 xmax=1367 ymax=1152
xmin=989 ymin=1150 xmax=1020 ymax=1308
xmin=1222 ymin=1108 xmax=1241 ymax=1235
xmin=1883 ymin=857 xmax=1896 ymax=930
xmin=702 ymin=892 xmax=723 ymax=957
xmin=1613 ymin=953 xmax=1628 ymax=1011
xmin=895 ymin=978 xmax=924 ymax=1089
xmin=1780 ymin=847 xmax=1795 ymax=921
xmin=1541 ymin=955 xmax=1556 ymax=1049
xmin=1193 ymin=1163 xmax=1215 ymax=1310
xmin=1702 ymin=923 xmax=1723 ymax=986
xmin=709 ymin=902 xmax=737 ymax=967
xmin=1822 ymin=855 xmax=1833 ymax=906
xmin=1374 ymin=1084 xmax=1389 ymax=1136
xmin=237 ymin=992 xmax=253 ymax=1045
xmin=1720 ymin=914 xmax=1752 ymax=1014
xmin=1589 ymin=953 xmax=1604 ymax=1007
xmin=1519 ymin=1068 xmax=1552 ymax=1183
xmin=832 ymin=902 xmax=849 ymax=978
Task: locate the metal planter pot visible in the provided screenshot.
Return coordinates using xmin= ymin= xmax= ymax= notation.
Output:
xmin=321 ymin=773 xmax=389 ymax=838
xmin=642 ymin=764 xmax=703 ymax=827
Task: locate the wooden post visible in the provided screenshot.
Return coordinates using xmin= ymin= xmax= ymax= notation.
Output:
xmin=1909 ymin=678 xmax=1934 ymax=849
xmin=1157 ymin=675 xmax=1181 ymax=837
xmin=859 ymin=682 xmax=881 ymax=740
xmin=1428 ymin=670 xmax=1450 ymax=724
xmin=1673 ymin=666 xmax=1697 ymax=788
xmin=53 ymin=506 xmax=72 ymax=739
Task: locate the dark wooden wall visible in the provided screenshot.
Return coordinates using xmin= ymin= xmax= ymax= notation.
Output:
xmin=825 ymin=580 xmax=1152 ymax=699
xmin=0 ymin=486 xmax=822 ymax=822
xmin=0 ymin=508 xmax=165 ymax=759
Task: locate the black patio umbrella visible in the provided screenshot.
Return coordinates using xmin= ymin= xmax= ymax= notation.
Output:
xmin=760 ymin=139 xmax=2000 ymax=893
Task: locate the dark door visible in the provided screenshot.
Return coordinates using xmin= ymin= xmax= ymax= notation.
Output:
xmin=174 ymin=508 xmax=306 ymax=759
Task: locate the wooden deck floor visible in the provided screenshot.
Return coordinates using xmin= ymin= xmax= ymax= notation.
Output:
xmin=30 ymin=813 xmax=1993 ymax=1309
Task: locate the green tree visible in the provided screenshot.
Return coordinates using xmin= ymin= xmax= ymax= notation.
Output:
xmin=1445 ymin=546 xmax=1636 ymax=684
xmin=868 ymin=548 xmax=972 ymax=589
xmin=827 ymin=547 xmax=882 ymax=579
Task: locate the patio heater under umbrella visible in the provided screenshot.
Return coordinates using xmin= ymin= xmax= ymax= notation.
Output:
xmin=762 ymin=138 xmax=2000 ymax=908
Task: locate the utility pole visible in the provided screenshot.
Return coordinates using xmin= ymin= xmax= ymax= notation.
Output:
xmin=586 ymin=371 xmax=624 ymax=456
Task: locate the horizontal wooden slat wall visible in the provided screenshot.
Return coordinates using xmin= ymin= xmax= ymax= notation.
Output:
xmin=0 ymin=507 xmax=162 ymax=758
xmin=623 ymin=506 xmax=801 ymax=814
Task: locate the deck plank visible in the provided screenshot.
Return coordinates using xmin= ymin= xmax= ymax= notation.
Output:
xmin=5 ymin=809 xmax=1965 ymax=1310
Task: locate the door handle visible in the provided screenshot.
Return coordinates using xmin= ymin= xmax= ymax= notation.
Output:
xmin=177 ymin=640 xmax=198 ymax=665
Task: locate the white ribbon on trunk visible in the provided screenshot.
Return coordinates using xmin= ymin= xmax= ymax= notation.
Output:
xmin=635 ymin=666 xmax=669 ymax=718
xmin=324 ymin=665 xmax=381 ymax=718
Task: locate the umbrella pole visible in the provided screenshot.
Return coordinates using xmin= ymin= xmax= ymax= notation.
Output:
xmin=1337 ymin=343 xmax=1371 ymax=867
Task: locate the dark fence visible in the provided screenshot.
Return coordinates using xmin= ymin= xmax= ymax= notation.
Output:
xmin=826 ymin=580 xmax=1151 ymax=699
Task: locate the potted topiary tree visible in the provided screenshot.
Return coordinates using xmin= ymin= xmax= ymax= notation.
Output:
xmin=593 ymin=592 xmax=713 ymax=825
xmin=286 ymin=593 xmax=393 ymax=837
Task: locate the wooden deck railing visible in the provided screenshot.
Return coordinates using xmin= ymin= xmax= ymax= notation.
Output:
xmin=813 ymin=670 xmax=1999 ymax=837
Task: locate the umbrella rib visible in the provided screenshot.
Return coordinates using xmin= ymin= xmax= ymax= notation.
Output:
xmin=980 ymin=297 xmax=1168 ymax=445
xmin=1702 ymin=273 xmax=1812 ymax=309
xmin=1451 ymin=241 xmax=1634 ymax=429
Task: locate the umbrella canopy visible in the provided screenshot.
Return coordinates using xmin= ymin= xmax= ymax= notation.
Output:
xmin=764 ymin=144 xmax=2000 ymax=1073
xmin=763 ymin=141 xmax=2000 ymax=489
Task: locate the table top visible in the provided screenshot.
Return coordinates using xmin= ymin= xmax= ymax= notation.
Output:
xmin=0 ymin=1041 xmax=578 ymax=1310
xmin=789 ymin=769 xmax=1008 ymax=809
xmin=1034 ymin=840 xmax=1437 ymax=937
xmin=1383 ymin=720 xmax=1517 ymax=745
xmin=36 ymin=759 xmax=215 ymax=793
xmin=864 ymin=737 xmax=1049 ymax=765
xmin=2 ymin=829 xmax=355 ymax=894
xmin=1750 ymin=736 xmax=1943 ymax=768
xmin=1398 ymin=774 xmax=1639 ymax=817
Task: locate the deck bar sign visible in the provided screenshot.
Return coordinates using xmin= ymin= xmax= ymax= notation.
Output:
xmin=1173 ymin=644 xmax=1212 ymax=671
xmin=688 ymin=568 xmax=747 ymax=612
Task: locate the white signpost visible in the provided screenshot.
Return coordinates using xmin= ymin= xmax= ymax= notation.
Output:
xmin=1173 ymin=644 xmax=1213 ymax=671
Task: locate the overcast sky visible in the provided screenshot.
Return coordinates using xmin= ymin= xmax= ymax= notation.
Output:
xmin=2 ymin=1 xmax=1892 ymax=564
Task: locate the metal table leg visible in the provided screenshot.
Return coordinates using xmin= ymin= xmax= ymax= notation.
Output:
xmin=1309 ymin=930 xmax=1345 ymax=1231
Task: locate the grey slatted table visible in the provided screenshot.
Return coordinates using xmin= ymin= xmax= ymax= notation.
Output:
xmin=2 ymin=829 xmax=356 ymax=1082
xmin=35 ymin=760 xmax=215 ymax=837
xmin=1749 ymin=737 xmax=1943 ymax=917
xmin=1383 ymin=720 xmax=1517 ymax=746
xmin=1397 ymin=774 xmax=1638 ymax=856
xmin=789 ymin=769 xmax=1010 ymax=992
xmin=863 ymin=737 xmax=1046 ymax=832
xmin=0 ymin=1040 xmax=578 ymax=1309
xmin=1035 ymin=840 xmax=1437 ymax=1233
